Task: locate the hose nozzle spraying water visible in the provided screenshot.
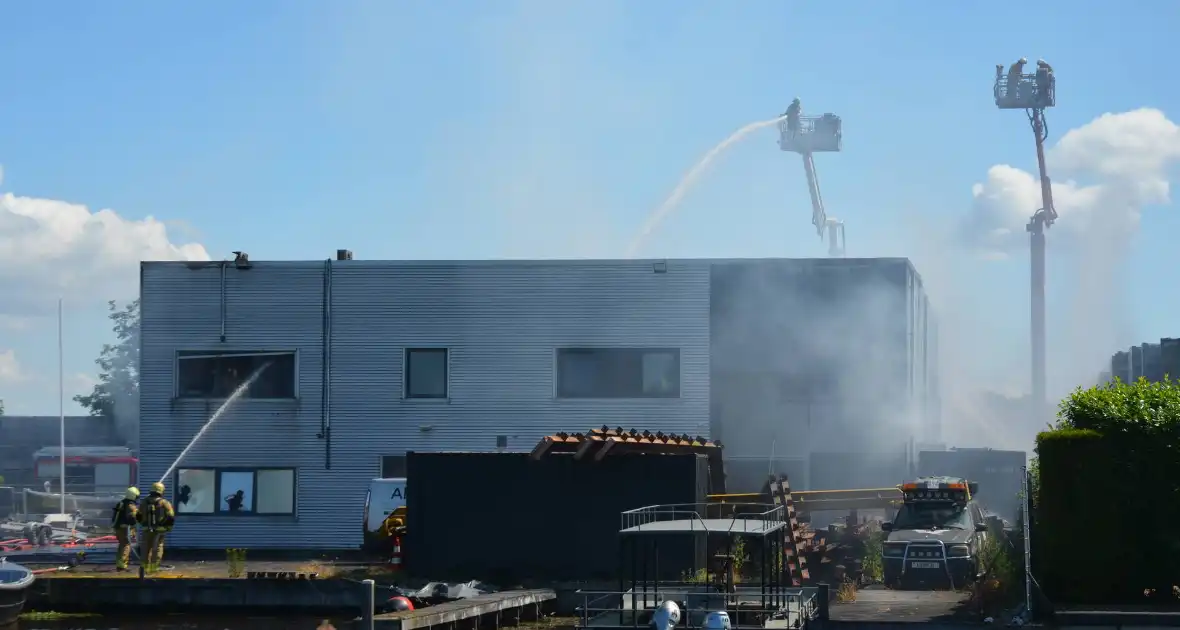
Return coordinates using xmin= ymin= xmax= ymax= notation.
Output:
xmin=158 ymin=362 xmax=274 ymax=484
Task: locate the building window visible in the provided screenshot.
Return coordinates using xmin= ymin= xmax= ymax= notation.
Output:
xmin=405 ymin=348 xmax=448 ymax=399
xmin=556 ymin=348 xmax=681 ymax=399
xmin=174 ymin=467 xmax=296 ymax=515
xmin=381 ymin=455 xmax=407 ymax=478
xmin=176 ymin=351 xmax=297 ymax=399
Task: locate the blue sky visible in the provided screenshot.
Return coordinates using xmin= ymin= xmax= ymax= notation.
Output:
xmin=0 ymin=0 xmax=1177 ymax=420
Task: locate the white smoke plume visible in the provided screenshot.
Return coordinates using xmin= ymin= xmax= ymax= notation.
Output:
xmin=938 ymin=108 xmax=1180 ymax=449
xmin=963 ymin=108 xmax=1180 ymax=256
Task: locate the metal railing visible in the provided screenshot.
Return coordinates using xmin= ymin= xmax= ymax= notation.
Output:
xmin=576 ymin=587 xmax=819 ymax=629
xmin=620 ymin=503 xmax=784 ymax=534
xmin=4 ymin=486 xmax=121 ymax=527
xmin=993 ymin=73 xmax=1055 ymax=108
xmin=776 ymin=115 xmax=841 ymax=136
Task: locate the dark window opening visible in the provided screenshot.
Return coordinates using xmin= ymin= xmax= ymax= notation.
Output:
xmin=495 ymin=435 xmax=508 ymax=448
xmin=381 ymin=455 xmax=407 ymax=478
xmin=405 ymin=348 xmax=448 ymax=399
xmin=556 ymin=348 xmax=681 ymax=399
xmin=176 ymin=351 xmax=296 ymax=399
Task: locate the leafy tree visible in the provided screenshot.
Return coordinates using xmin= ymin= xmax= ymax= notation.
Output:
xmin=1056 ymin=376 xmax=1180 ymax=436
xmin=74 ymin=300 xmax=140 ymax=447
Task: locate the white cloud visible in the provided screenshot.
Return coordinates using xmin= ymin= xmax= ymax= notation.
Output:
xmin=0 ymin=349 xmax=26 ymax=383
xmin=0 ymin=192 xmax=211 ymax=315
xmin=963 ymin=108 xmax=1180 ymax=255
xmin=958 ymin=108 xmax=1180 ymax=408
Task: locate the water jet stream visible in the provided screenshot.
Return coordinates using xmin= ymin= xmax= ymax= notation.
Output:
xmin=625 ymin=115 xmax=786 ymax=258
xmin=158 ymin=362 xmax=272 ymax=483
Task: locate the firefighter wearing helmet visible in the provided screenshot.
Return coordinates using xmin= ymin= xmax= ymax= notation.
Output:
xmin=111 ymin=486 xmax=140 ymax=571
xmin=135 ymin=481 xmax=176 ymax=573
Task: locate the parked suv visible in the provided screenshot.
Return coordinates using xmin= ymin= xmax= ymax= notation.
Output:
xmin=880 ymin=477 xmax=989 ymax=589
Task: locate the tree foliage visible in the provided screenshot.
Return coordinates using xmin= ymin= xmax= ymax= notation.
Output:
xmin=1035 ymin=377 xmax=1180 ymax=603
xmin=1056 ymin=376 xmax=1180 ymax=436
xmin=74 ymin=299 xmax=140 ymax=447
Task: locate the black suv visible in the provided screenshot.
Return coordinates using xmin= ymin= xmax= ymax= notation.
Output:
xmin=880 ymin=477 xmax=989 ymax=589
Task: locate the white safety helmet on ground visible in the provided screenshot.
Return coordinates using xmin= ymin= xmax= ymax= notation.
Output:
xmin=651 ymin=600 xmax=681 ymax=630
xmin=703 ymin=611 xmax=732 ymax=630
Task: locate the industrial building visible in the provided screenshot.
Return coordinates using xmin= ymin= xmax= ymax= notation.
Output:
xmin=138 ymin=253 xmax=938 ymax=549
xmin=0 ymin=416 xmax=123 ymax=491
xmin=1104 ymin=338 xmax=1180 ymax=385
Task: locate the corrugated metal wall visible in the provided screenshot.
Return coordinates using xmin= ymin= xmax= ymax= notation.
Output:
xmin=709 ymin=258 xmax=930 ymax=465
xmin=405 ymin=452 xmax=708 ymax=581
xmin=139 ymin=259 xmax=711 ymax=549
xmin=140 ymin=262 xmax=328 ymax=549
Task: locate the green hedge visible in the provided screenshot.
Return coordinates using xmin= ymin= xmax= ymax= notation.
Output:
xmin=1034 ymin=429 xmax=1121 ymax=601
xmin=1035 ymin=378 xmax=1180 ymax=603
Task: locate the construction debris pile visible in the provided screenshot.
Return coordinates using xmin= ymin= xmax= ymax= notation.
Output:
xmin=798 ymin=520 xmax=884 ymax=585
xmin=710 ymin=475 xmax=899 ymax=589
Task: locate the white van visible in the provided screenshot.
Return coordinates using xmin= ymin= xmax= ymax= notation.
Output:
xmin=363 ymin=477 xmax=407 ymax=541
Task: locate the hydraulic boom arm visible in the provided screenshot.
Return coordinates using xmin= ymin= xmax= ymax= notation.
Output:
xmin=802 ymin=153 xmax=826 ymax=237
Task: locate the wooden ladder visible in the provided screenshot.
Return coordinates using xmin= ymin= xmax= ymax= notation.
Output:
xmin=768 ymin=474 xmax=810 ymax=586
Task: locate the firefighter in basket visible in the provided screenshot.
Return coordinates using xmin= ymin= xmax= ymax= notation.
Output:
xmin=111 ymin=486 xmax=140 ymax=571
xmin=136 ymin=481 xmax=176 ymax=573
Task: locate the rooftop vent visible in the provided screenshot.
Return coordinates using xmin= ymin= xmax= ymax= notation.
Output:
xmin=336 ymin=249 xmax=354 ymax=261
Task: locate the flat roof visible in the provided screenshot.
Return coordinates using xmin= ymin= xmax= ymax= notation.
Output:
xmin=142 ymin=256 xmax=916 ymax=270
xmin=619 ymin=517 xmax=786 ymax=536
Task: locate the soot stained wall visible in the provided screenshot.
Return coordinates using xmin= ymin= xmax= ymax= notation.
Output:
xmin=406 ymin=452 xmax=708 ymax=581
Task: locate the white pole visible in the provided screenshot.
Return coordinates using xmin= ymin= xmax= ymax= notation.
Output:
xmin=58 ymin=297 xmax=66 ymax=515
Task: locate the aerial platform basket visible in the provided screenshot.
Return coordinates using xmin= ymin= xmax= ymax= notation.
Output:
xmin=778 ymin=114 xmax=842 ymax=153
xmin=994 ymin=70 xmax=1055 ymax=109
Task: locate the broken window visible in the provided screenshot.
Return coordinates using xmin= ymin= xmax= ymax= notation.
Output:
xmin=176 ymin=351 xmax=297 ymax=399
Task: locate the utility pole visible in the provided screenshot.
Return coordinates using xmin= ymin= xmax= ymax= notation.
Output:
xmin=994 ymin=59 xmax=1057 ymax=415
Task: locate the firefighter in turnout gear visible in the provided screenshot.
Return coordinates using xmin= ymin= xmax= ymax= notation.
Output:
xmin=111 ymin=487 xmax=140 ymax=571
xmin=136 ymin=481 xmax=176 ymax=573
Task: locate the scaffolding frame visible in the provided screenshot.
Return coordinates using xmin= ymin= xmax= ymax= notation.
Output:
xmin=578 ymin=502 xmax=817 ymax=629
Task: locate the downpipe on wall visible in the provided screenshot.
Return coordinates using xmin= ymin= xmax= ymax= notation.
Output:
xmin=319 ymin=259 xmax=333 ymax=469
xmin=219 ymin=261 xmax=228 ymax=343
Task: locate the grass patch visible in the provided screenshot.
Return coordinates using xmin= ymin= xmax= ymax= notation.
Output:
xmin=226 ymin=548 xmax=247 ymax=578
xmin=296 ymin=560 xmax=342 ymax=578
xmin=835 ymin=578 xmax=858 ymax=603
xmin=20 ymin=611 xmax=100 ymax=620
xmin=516 ymin=616 xmax=580 ymax=630
xmin=971 ymin=532 xmax=1019 ymax=615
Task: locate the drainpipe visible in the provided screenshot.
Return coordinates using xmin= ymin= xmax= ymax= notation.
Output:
xmin=219 ymin=261 xmax=228 ymax=342
xmin=320 ymin=259 xmax=333 ymax=469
